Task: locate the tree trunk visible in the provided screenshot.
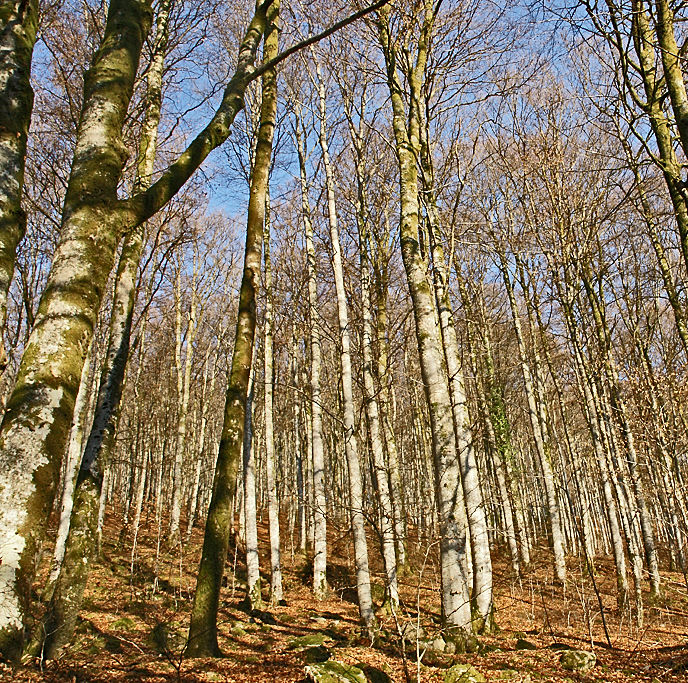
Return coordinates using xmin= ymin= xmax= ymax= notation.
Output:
xmin=345 ymin=100 xmax=399 ymax=608
xmin=0 ymin=0 xmax=38 ymax=373
xmin=264 ymin=194 xmax=283 ymax=604
xmin=315 ymin=68 xmax=374 ymax=629
xmin=0 ymin=0 xmax=154 ymax=657
xmin=377 ymin=4 xmax=472 ymax=632
xmin=294 ymin=111 xmax=327 ymax=598
xmin=186 ymin=2 xmax=278 ymax=656
xmin=497 ymin=248 xmax=566 ymax=583
xmin=243 ymin=355 xmax=262 ymax=610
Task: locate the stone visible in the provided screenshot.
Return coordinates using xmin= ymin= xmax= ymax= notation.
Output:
xmin=430 ymin=636 xmax=446 ymax=652
xmin=444 ymin=639 xmax=457 ymax=655
xmin=516 ymin=638 xmax=537 ymax=650
xmin=289 ymin=633 xmax=326 ymax=650
xmin=301 ymin=645 xmax=332 ymax=663
xmin=305 ymin=661 xmax=367 ymax=683
xmin=444 ymin=663 xmax=487 ymax=683
xmin=401 ymin=622 xmax=426 ymax=643
xmin=356 ymin=662 xmax=393 ymax=683
xmin=559 ymin=650 xmax=596 ymax=673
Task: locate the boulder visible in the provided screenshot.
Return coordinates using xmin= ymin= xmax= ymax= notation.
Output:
xmin=301 ymin=645 xmax=332 ymax=663
xmin=356 ymin=663 xmax=393 ymax=683
xmin=401 ymin=622 xmax=426 ymax=643
xmin=289 ymin=633 xmax=326 ymax=650
xmin=305 ymin=661 xmax=367 ymax=683
xmin=444 ymin=663 xmax=486 ymax=683
xmin=559 ymin=649 xmax=596 ymax=673
xmin=429 ymin=636 xmax=446 ymax=653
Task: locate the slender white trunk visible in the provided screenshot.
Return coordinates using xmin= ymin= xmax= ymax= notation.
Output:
xmin=170 ymin=261 xmax=198 ymax=540
xmin=243 ymin=357 xmax=262 ymax=609
xmin=316 ymin=70 xmax=374 ymax=628
xmin=264 ymin=194 xmax=283 ymax=603
xmin=499 ymin=251 xmax=566 ymax=583
xmin=294 ymin=113 xmax=327 ymax=597
xmin=46 ymin=339 xmax=94 ymax=591
xmin=345 ymin=104 xmax=398 ymax=606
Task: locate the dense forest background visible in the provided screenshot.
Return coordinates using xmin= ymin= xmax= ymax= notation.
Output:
xmin=1 ymin=0 xmax=688 ymax=681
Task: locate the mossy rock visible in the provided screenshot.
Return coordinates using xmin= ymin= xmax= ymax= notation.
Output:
xmin=401 ymin=622 xmax=426 ymax=643
xmin=356 ymin=662 xmax=392 ymax=683
xmin=559 ymin=650 xmax=596 ymax=673
xmin=445 ymin=631 xmax=480 ymax=654
xmin=289 ymin=633 xmax=326 ymax=650
xmin=147 ymin=622 xmax=184 ymax=653
xmin=305 ymin=660 xmax=367 ymax=683
xmin=370 ymin=583 xmax=386 ymax=603
xmin=301 ymin=645 xmax=332 ymax=663
xmin=444 ymin=663 xmax=486 ymax=683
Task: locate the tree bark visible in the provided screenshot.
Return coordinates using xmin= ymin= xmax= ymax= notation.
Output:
xmin=294 ymin=111 xmax=328 ymax=598
xmin=315 ymin=66 xmax=375 ymax=629
xmin=186 ymin=2 xmax=278 ymax=656
xmin=0 ymin=0 xmax=38 ymax=373
xmin=264 ymin=194 xmax=283 ymax=603
xmin=376 ymin=3 xmax=471 ymax=632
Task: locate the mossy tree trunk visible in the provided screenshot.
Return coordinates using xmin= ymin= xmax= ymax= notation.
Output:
xmin=31 ymin=0 xmax=173 ymax=658
xmin=0 ymin=0 xmax=38 ymax=373
xmin=376 ymin=2 xmax=472 ymax=632
xmin=0 ymin=0 xmax=154 ymax=658
xmin=0 ymin=0 xmax=272 ymax=659
xmin=186 ymin=1 xmax=278 ymax=656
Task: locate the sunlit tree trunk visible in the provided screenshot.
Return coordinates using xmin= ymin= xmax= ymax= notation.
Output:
xmin=0 ymin=0 xmax=38 ymax=372
xmin=186 ymin=2 xmax=278 ymax=656
xmin=243 ymin=355 xmax=262 ymax=610
xmin=315 ymin=67 xmax=374 ymax=629
xmin=377 ymin=3 xmax=471 ymax=632
xmin=170 ymin=252 xmax=199 ymax=540
xmin=294 ymin=110 xmax=327 ymax=598
xmin=497 ymin=248 xmax=566 ymax=583
xmin=0 ymin=0 xmax=154 ymax=657
xmin=344 ymin=98 xmax=398 ymax=608
xmin=263 ymin=194 xmax=283 ymax=603
xmin=44 ymin=339 xmax=94 ymax=599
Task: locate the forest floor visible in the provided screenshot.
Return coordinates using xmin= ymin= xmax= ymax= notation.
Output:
xmin=3 ymin=510 xmax=688 ymax=682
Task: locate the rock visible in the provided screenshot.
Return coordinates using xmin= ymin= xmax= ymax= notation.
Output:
xmin=560 ymin=650 xmax=596 ymax=673
xmin=289 ymin=633 xmax=326 ymax=650
xmin=356 ymin=662 xmax=393 ymax=683
xmin=401 ymin=622 xmax=426 ymax=643
xmin=443 ymin=632 xmax=480 ymax=654
xmin=301 ymin=645 xmax=332 ymax=663
xmin=515 ymin=638 xmax=537 ymax=650
xmin=305 ymin=661 xmax=367 ymax=683
xmin=444 ymin=663 xmax=487 ymax=683
xmin=430 ymin=636 xmax=446 ymax=652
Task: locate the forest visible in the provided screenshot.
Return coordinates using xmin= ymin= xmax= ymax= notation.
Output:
xmin=1 ymin=0 xmax=688 ymax=680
